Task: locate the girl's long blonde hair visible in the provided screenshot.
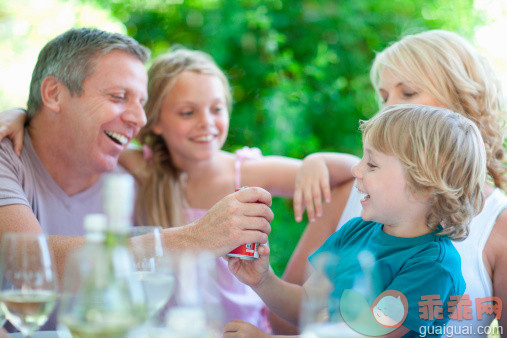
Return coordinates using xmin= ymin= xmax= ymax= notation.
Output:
xmin=370 ymin=30 xmax=505 ymax=190
xmin=135 ymin=47 xmax=232 ymax=227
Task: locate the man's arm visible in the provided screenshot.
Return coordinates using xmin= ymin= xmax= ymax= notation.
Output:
xmin=160 ymin=187 xmax=274 ymax=256
xmin=0 ymin=204 xmax=85 ymax=279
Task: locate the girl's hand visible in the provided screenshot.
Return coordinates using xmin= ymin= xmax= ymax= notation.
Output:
xmin=293 ymin=154 xmax=331 ymax=223
xmin=223 ymin=319 xmax=272 ymax=338
xmin=0 ymin=108 xmax=27 ymax=156
xmin=227 ymin=245 xmax=271 ymax=288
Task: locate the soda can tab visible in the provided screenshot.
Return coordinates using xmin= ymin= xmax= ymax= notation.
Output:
xmin=228 ymin=243 xmax=259 ymax=260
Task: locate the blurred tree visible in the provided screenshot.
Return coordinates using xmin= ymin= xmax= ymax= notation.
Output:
xmin=83 ymin=0 xmax=482 ymax=274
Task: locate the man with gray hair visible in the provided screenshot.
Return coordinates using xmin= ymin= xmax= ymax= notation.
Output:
xmin=0 ymin=27 xmax=273 ymax=331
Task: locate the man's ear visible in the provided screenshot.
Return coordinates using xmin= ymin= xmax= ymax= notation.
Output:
xmin=40 ymin=76 xmax=64 ymax=113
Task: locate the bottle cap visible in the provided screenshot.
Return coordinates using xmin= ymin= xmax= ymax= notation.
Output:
xmin=83 ymin=213 xmax=107 ymax=243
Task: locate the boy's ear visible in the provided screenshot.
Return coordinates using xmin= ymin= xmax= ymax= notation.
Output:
xmin=151 ymin=120 xmax=162 ymax=135
xmin=40 ymin=76 xmax=64 ymax=113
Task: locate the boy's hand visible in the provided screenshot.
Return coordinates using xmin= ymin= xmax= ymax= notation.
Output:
xmin=293 ymin=154 xmax=331 ymax=223
xmin=227 ymin=245 xmax=271 ymax=288
xmin=223 ymin=319 xmax=272 ymax=338
xmin=0 ymin=108 xmax=27 ymax=156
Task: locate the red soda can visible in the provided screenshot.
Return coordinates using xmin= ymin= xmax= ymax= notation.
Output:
xmin=227 ymin=187 xmax=259 ymax=260
xmin=228 ymin=243 xmax=259 ymax=260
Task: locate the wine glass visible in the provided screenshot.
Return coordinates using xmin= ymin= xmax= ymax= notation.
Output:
xmin=0 ymin=232 xmax=58 ymax=337
xmin=163 ymin=250 xmax=224 ymax=337
xmin=129 ymin=226 xmax=175 ymax=321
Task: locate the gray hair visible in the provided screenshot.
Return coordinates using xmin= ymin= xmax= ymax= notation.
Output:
xmin=27 ymin=27 xmax=150 ymax=118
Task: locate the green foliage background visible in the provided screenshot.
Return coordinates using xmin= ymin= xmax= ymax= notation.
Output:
xmin=86 ymin=0 xmax=481 ymax=275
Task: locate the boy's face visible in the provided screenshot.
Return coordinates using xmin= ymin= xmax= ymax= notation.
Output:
xmin=351 ymin=142 xmax=430 ymax=236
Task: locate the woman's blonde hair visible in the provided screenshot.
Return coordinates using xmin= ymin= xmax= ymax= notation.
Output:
xmin=361 ymin=104 xmax=486 ymax=240
xmin=370 ymin=29 xmax=505 ymax=190
xmin=136 ymin=47 xmax=232 ymax=227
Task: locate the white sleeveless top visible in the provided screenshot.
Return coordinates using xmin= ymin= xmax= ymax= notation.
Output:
xmin=336 ymin=183 xmax=363 ymax=231
xmin=336 ymin=186 xmax=506 ymax=336
xmin=447 ymin=188 xmax=506 ymax=336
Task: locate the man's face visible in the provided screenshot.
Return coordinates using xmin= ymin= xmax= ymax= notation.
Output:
xmin=58 ymin=50 xmax=148 ymax=175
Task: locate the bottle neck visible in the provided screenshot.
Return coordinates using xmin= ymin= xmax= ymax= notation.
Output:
xmin=104 ymin=229 xmax=130 ymax=248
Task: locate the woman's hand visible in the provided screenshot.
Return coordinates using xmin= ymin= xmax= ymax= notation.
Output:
xmin=0 ymin=108 xmax=27 ymax=156
xmin=293 ymin=154 xmax=331 ymax=223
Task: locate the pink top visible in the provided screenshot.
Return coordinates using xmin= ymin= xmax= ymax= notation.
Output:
xmin=183 ymin=147 xmax=270 ymax=332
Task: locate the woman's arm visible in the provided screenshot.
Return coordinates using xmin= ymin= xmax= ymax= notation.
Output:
xmin=485 ymin=208 xmax=507 ymax=331
xmin=284 ymin=181 xmax=354 ymax=284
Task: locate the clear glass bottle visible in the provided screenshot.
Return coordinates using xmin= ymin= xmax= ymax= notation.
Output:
xmin=58 ymin=174 xmax=146 ymax=338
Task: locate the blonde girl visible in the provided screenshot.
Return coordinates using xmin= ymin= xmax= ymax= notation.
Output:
xmin=120 ymin=47 xmax=357 ymax=331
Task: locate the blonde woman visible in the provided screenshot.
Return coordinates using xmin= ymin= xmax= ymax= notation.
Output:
xmin=280 ymin=29 xmax=506 ymax=335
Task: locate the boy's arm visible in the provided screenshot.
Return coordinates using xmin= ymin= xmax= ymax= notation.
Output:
xmin=228 ymin=245 xmax=305 ymax=325
xmin=0 ymin=108 xmax=27 ymax=156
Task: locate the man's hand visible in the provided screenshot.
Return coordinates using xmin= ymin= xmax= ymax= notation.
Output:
xmin=190 ymin=187 xmax=274 ymax=256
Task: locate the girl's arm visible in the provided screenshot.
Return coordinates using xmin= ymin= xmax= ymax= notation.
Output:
xmin=118 ymin=147 xmax=147 ymax=183
xmin=0 ymin=108 xmax=27 ymax=156
xmin=241 ymin=153 xmax=358 ymax=222
xmin=293 ymin=153 xmax=358 ymax=222
xmin=228 ymin=245 xmax=305 ymax=325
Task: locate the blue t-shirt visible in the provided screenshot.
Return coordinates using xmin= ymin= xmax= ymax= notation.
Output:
xmin=309 ymin=217 xmax=465 ymax=336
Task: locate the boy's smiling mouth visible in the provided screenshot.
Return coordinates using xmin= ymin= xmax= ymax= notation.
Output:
xmin=355 ymin=186 xmax=370 ymax=202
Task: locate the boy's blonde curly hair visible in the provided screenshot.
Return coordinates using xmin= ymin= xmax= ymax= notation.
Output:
xmin=361 ymin=104 xmax=486 ymax=240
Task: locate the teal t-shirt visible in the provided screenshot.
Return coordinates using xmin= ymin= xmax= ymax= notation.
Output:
xmin=309 ymin=217 xmax=465 ymax=336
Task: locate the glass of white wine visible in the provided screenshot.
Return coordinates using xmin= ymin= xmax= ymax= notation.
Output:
xmin=129 ymin=226 xmax=175 ymax=322
xmin=0 ymin=232 xmax=58 ymax=337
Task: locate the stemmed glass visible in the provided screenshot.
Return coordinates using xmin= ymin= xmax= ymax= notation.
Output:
xmin=129 ymin=226 xmax=175 ymax=321
xmin=0 ymin=232 xmax=58 ymax=337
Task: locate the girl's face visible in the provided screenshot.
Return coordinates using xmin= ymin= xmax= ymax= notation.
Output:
xmin=152 ymin=71 xmax=229 ymax=168
xmin=378 ymin=68 xmax=442 ymax=107
xmin=351 ymin=142 xmax=429 ymax=235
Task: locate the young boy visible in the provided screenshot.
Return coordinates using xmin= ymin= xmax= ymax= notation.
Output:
xmin=225 ymin=104 xmax=486 ymax=337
